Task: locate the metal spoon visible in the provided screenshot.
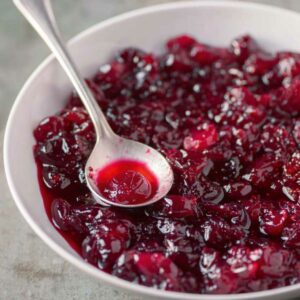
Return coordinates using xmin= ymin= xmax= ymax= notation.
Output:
xmin=13 ymin=0 xmax=174 ymax=207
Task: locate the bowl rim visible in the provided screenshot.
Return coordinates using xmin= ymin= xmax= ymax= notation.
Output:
xmin=4 ymin=1 xmax=300 ymax=299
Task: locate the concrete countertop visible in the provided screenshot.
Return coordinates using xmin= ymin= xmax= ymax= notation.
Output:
xmin=1 ymin=0 xmax=300 ymax=299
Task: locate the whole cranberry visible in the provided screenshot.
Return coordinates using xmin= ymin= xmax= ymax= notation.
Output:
xmin=201 ymin=216 xmax=246 ymax=248
xmin=113 ymin=251 xmax=184 ymax=291
xmin=224 ymin=181 xmax=252 ymax=199
xmin=190 ymin=43 xmax=219 ymax=65
xmin=82 ymin=231 xmax=128 ymax=271
xmin=243 ymin=154 xmax=282 ymax=189
xmin=282 ymin=221 xmax=300 ymax=248
xmin=34 ymin=116 xmax=63 ymax=142
xmin=51 ymin=198 xmax=72 ymax=231
xmin=244 ymin=53 xmax=277 ymax=76
xmin=166 ymin=35 xmax=196 ymax=52
xmin=260 ymin=245 xmax=296 ymax=277
xmin=259 ymin=208 xmax=288 ymax=237
xmin=226 ymin=246 xmax=262 ymax=279
xmin=145 ymin=194 xmax=198 ymax=219
xmin=230 ymin=35 xmax=260 ymax=63
xmin=282 ymin=152 xmax=300 ymax=202
xmin=183 ymin=123 xmax=218 ymax=152
xmin=189 ymin=176 xmax=224 ymax=204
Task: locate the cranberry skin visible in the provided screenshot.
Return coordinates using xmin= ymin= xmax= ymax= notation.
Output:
xmin=276 ymin=52 xmax=300 ymax=79
xmin=226 ymin=246 xmax=262 ymax=279
xmin=160 ymin=221 xmax=203 ymax=271
xmin=282 ymin=183 xmax=300 ymax=203
xmin=202 ymin=262 xmax=238 ymax=294
xmin=35 ymin=135 xmax=87 ymax=168
xmin=94 ymin=61 xmax=126 ymax=89
xmin=282 ymin=152 xmax=300 ymax=202
xmin=207 ymin=156 xmax=242 ymax=183
xmin=61 ymin=108 xmax=89 ymax=129
xmin=91 ymin=218 xmax=134 ymax=243
xmin=190 ymin=43 xmax=219 ymax=65
xmin=201 ymin=216 xmax=246 ymax=248
xmin=293 ymin=121 xmax=300 ymax=144
xmin=283 ymin=151 xmax=300 ymax=182
xmin=117 ymin=47 xmax=146 ymax=66
xmin=203 ymin=203 xmax=251 ymax=230
xmin=177 ymin=158 xmax=210 ymax=188
xmin=51 ymin=198 xmax=72 ymax=231
xmin=165 ymin=149 xmax=189 ymax=172
xmin=243 ymin=154 xmax=282 ymax=189
xmin=242 ymin=195 xmax=262 ymax=224
xmin=156 ymin=218 xmax=194 ymax=238
xmin=41 ymin=164 xmax=89 ymax=200
xmin=277 ymin=79 xmax=300 ymax=115
xmin=260 ymin=124 xmax=296 ymax=157
xmin=262 ymin=52 xmax=300 ymax=88
xmin=189 ymin=176 xmax=225 ymax=204
xmin=69 ymin=205 xmax=107 ymax=234
xmin=244 ymin=53 xmax=277 ymax=76
xmin=166 ymin=35 xmax=196 ymax=52
xmin=42 ymin=165 xmax=72 ymax=191
xmin=224 ymin=181 xmax=252 ymax=199
xmin=259 ymin=208 xmax=288 ymax=237
xmin=135 ymin=216 xmax=160 ymax=241
xmin=278 ymin=199 xmax=300 ymax=222
xmin=214 ymin=88 xmax=266 ymax=128
xmin=152 ymin=129 xmax=185 ymax=151
xmin=226 ymin=86 xmax=258 ymax=106
xmin=183 ymin=123 xmax=218 ymax=151
xmin=260 ymin=245 xmax=296 ymax=277
xmin=113 ymin=251 xmax=183 ymax=291
xmin=199 ymin=247 xmax=220 ymax=272
xmin=160 ymin=53 xmax=192 ymax=74
xmin=230 ymin=35 xmax=259 ymax=63
xmin=135 ymin=253 xmax=181 ymax=289
xmin=133 ymin=239 xmax=165 ymax=252
xmin=34 ymin=116 xmax=63 ymax=142
xmin=282 ymin=221 xmax=300 ymax=247
xmin=59 ymin=108 xmax=95 ymax=142
xmin=145 ymin=195 xmax=198 ymax=219
xmin=82 ymin=231 xmax=127 ymax=271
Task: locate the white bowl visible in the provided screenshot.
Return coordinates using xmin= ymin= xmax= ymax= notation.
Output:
xmin=4 ymin=1 xmax=300 ymax=299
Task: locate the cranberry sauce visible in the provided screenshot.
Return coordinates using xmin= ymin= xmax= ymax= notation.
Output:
xmin=93 ymin=160 xmax=158 ymax=205
xmin=34 ymin=34 xmax=300 ymax=294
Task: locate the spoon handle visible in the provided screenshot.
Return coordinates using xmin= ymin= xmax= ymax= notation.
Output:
xmin=13 ymin=0 xmax=114 ymax=140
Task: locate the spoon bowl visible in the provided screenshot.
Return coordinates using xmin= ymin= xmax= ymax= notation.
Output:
xmin=85 ymin=135 xmax=174 ymax=207
xmin=13 ymin=0 xmax=174 ymax=207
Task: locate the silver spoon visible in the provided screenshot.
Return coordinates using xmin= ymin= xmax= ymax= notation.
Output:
xmin=14 ymin=0 xmax=174 ymax=208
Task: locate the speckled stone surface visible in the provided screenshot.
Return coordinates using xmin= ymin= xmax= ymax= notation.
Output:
xmin=1 ymin=1 xmax=300 ymax=299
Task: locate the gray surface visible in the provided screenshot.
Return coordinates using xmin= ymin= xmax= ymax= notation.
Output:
xmin=1 ymin=0 xmax=300 ymax=299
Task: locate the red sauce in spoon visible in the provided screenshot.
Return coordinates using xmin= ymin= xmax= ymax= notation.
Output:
xmin=95 ymin=160 xmax=158 ymax=205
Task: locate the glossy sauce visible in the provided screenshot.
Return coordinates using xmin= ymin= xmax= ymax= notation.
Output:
xmin=95 ymin=160 xmax=158 ymax=205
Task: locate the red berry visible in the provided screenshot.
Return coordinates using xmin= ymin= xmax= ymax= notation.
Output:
xmin=259 ymin=208 xmax=288 ymax=237
xmin=82 ymin=231 xmax=127 ymax=271
xmin=183 ymin=123 xmax=218 ymax=151
xmin=166 ymin=35 xmax=196 ymax=52
xmin=230 ymin=34 xmax=260 ymax=62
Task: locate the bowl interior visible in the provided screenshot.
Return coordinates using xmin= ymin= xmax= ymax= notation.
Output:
xmin=5 ymin=2 xmax=300 ymax=299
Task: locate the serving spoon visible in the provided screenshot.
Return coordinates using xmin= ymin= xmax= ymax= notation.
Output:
xmin=13 ymin=0 xmax=174 ymax=207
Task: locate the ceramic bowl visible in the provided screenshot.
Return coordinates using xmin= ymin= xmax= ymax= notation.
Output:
xmin=5 ymin=1 xmax=300 ymax=299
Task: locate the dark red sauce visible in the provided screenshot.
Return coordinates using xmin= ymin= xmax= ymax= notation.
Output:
xmin=33 ymin=34 xmax=300 ymax=294
xmin=93 ymin=160 xmax=158 ymax=205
